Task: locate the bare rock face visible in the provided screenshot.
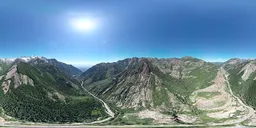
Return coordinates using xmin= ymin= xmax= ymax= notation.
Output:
xmin=1 ymin=65 xmax=34 ymax=94
xmin=0 ymin=117 xmax=5 ymax=122
xmin=223 ymin=59 xmax=256 ymax=81
xmin=107 ymin=60 xmax=154 ymax=109
xmin=112 ymin=74 xmax=153 ymax=109
xmin=226 ymin=58 xmax=247 ymax=65
xmin=81 ymin=57 xmax=218 ymax=111
xmin=47 ymin=92 xmax=66 ymax=103
xmin=238 ymin=62 xmax=256 ymax=81
xmin=152 ymin=58 xmax=206 ymax=79
xmin=1 ymin=80 xmax=11 ymax=94
xmin=5 ymin=65 xmax=17 ymax=80
xmin=0 ymin=75 xmax=4 ymax=81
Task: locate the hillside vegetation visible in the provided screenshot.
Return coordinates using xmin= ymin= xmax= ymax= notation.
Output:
xmin=80 ymin=57 xmax=218 ymax=117
xmin=223 ymin=59 xmax=256 ymax=107
xmin=0 ymin=60 xmax=106 ymax=123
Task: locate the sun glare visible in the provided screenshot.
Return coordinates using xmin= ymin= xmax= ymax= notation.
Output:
xmin=70 ymin=18 xmax=97 ymax=31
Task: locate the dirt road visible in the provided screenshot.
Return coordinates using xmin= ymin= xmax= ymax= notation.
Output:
xmin=80 ymin=82 xmax=115 ymax=124
xmin=208 ymin=67 xmax=255 ymax=125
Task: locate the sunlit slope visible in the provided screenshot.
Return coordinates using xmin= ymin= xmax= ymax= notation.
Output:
xmin=80 ymin=57 xmax=219 ymax=124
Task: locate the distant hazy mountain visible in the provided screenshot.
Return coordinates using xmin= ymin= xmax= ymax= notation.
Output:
xmin=76 ymin=66 xmax=90 ymax=72
xmin=0 ymin=56 xmax=106 ymax=123
xmin=0 ymin=59 xmax=12 ymax=75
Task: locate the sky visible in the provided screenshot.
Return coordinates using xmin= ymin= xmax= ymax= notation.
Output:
xmin=0 ymin=0 xmax=256 ymax=67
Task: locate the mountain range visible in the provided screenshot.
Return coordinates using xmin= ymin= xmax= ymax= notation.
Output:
xmin=0 ymin=56 xmax=105 ymax=123
xmin=1 ymin=56 xmax=256 ymax=126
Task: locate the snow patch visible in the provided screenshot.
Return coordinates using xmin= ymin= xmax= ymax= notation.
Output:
xmin=0 ymin=58 xmax=15 ymax=64
xmin=0 ymin=56 xmax=48 ymax=64
xmin=20 ymin=56 xmax=46 ymax=62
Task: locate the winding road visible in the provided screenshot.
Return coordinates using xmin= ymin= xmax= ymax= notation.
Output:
xmin=208 ymin=67 xmax=255 ymax=126
xmin=1 ymin=69 xmax=255 ymax=127
xmin=80 ymin=82 xmax=115 ymax=124
xmin=79 ymin=69 xmax=255 ymax=126
xmin=222 ymin=67 xmax=255 ymax=124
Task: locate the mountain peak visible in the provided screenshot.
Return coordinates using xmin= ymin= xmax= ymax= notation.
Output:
xmin=19 ymin=56 xmax=47 ymax=62
xmin=0 ymin=58 xmax=16 ymax=64
xmin=225 ymin=58 xmax=248 ymax=65
xmin=0 ymin=56 xmax=48 ymax=63
xmin=0 ymin=56 xmax=82 ymax=76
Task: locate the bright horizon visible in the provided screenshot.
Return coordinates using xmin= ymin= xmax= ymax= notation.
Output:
xmin=2 ymin=55 xmax=255 ymax=68
xmin=1 ymin=0 xmax=256 ymax=67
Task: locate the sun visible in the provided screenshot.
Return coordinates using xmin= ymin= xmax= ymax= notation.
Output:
xmin=70 ymin=18 xmax=97 ymax=31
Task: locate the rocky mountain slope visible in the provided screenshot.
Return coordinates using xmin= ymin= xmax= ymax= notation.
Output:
xmin=80 ymin=57 xmax=220 ymax=123
xmin=0 ymin=59 xmax=13 ymax=75
xmin=0 ymin=57 xmax=106 ymax=123
xmin=80 ymin=57 xmax=256 ymax=125
xmin=46 ymin=58 xmax=83 ymax=77
xmin=222 ymin=58 xmax=256 ymax=107
xmin=1 ymin=56 xmax=256 ymax=125
xmin=0 ymin=56 xmax=82 ymax=77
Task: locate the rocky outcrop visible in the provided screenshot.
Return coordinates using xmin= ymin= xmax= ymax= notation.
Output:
xmin=1 ymin=80 xmax=11 ymax=94
xmin=1 ymin=56 xmax=82 ymax=77
xmin=112 ymin=74 xmax=153 ymax=109
xmin=2 ymin=65 xmax=34 ymax=93
xmin=0 ymin=75 xmax=4 ymax=81
xmin=19 ymin=74 xmax=34 ymax=86
xmin=47 ymin=92 xmax=66 ymax=103
xmin=238 ymin=62 xmax=256 ymax=81
xmin=225 ymin=58 xmax=247 ymax=65
xmin=81 ymin=57 xmax=218 ymax=110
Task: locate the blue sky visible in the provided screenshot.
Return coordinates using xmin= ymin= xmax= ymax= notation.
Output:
xmin=1 ymin=0 xmax=256 ymax=66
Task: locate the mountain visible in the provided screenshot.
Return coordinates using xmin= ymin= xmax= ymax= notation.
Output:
xmin=222 ymin=58 xmax=256 ymax=107
xmin=2 ymin=56 xmax=256 ymax=125
xmin=77 ymin=66 xmax=90 ymax=72
xmin=80 ymin=57 xmax=218 ymax=109
xmin=0 ymin=57 xmax=106 ymax=123
xmin=80 ymin=57 xmax=256 ymax=125
xmin=46 ymin=59 xmax=83 ymax=77
xmin=0 ymin=56 xmax=82 ymax=77
xmin=80 ymin=57 xmax=224 ymax=123
xmin=0 ymin=59 xmax=14 ymax=75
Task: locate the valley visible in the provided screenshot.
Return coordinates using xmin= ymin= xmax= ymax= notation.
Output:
xmin=80 ymin=81 xmax=115 ymax=124
xmin=1 ymin=56 xmax=256 ymax=127
xmin=1 ymin=0 xmax=256 ymax=127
